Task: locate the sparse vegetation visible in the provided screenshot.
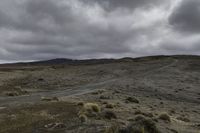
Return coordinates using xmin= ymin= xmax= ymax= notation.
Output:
xmin=0 ymin=56 xmax=200 ymax=133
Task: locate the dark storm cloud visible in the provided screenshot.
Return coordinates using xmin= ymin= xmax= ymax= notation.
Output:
xmin=81 ymin=0 xmax=167 ymax=11
xmin=0 ymin=0 xmax=199 ymax=62
xmin=169 ymin=0 xmax=200 ymax=33
xmin=0 ymin=0 xmax=135 ymax=60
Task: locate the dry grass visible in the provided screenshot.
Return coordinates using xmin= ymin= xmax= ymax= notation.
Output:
xmin=78 ymin=102 xmax=101 ymax=120
xmin=83 ymin=103 xmax=101 ymax=113
xmin=0 ymin=102 xmax=79 ymax=133
xmin=104 ymin=124 xmax=120 ymax=133
xmin=126 ymin=115 xmax=160 ymax=133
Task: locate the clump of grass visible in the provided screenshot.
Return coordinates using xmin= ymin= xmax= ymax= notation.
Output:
xmin=84 ymin=103 xmax=101 ymax=113
xmin=126 ymin=115 xmax=160 ymax=133
xmin=91 ymin=91 xmax=99 ymax=95
xmin=103 ymin=110 xmax=117 ymax=120
xmin=91 ymin=90 xmax=105 ymax=95
xmin=159 ymin=113 xmax=171 ymax=122
xmin=134 ymin=110 xmax=153 ymax=118
xmin=106 ymin=115 xmax=160 ymax=133
xmin=102 ymin=101 xmax=108 ymax=104
xmin=78 ymin=103 xmax=101 ymax=118
xmin=5 ymin=91 xmax=19 ymax=96
xmin=125 ymin=97 xmax=139 ymax=103
xmin=77 ymin=101 xmax=84 ymax=106
xmin=52 ymin=97 xmax=59 ymax=101
xmin=41 ymin=97 xmax=59 ymax=102
xmin=100 ymin=95 xmax=110 ymax=99
xmin=78 ymin=114 xmax=88 ymax=123
xmin=105 ymin=103 xmax=115 ymax=109
xmin=134 ymin=110 xmax=143 ymax=115
xmin=104 ymin=124 xmax=120 ymax=133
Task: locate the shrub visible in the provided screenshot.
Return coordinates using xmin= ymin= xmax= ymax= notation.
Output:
xmin=134 ymin=110 xmax=153 ymax=118
xmin=105 ymin=103 xmax=115 ymax=109
xmin=91 ymin=91 xmax=99 ymax=95
xmin=41 ymin=97 xmax=59 ymax=102
xmin=100 ymin=95 xmax=110 ymax=99
xmin=77 ymin=101 xmax=84 ymax=106
xmin=79 ymin=114 xmax=88 ymax=123
xmin=84 ymin=103 xmax=101 ymax=113
xmin=134 ymin=110 xmax=142 ymax=115
xmin=52 ymin=97 xmax=59 ymax=101
xmin=125 ymin=97 xmax=139 ymax=103
xmin=6 ymin=91 xmax=19 ymax=96
xmin=124 ymin=115 xmax=160 ymax=133
xmin=159 ymin=113 xmax=171 ymax=122
xmin=78 ymin=103 xmax=101 ymax=118
xmin=103 ymin=110 xmax=117 ymax=120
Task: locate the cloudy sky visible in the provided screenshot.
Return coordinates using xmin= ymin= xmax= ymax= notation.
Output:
xmin=0 ymin=0 xmax=200 ymax=62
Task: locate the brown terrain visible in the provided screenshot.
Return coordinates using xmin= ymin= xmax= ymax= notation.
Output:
xmin=0 ymin=55 xmax=200 ymax=133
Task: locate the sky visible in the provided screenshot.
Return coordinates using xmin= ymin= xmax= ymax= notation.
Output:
xmin=0 ymin=0 xmax=200 ymax=62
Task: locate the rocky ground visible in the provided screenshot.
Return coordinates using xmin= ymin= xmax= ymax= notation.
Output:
xmin=0 ymin=55 xmax=199 ymax=133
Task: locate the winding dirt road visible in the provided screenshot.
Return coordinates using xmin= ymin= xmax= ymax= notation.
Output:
xmin=0 ymin=79 xmax=117 ymax=106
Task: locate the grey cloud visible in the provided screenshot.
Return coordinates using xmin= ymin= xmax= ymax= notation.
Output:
xmin=169 ymin=0 xmax=200 ymax=33
xmin=3 ymin=0 xmax=133 ymax=59
xmin=160 ymin=41 xmax=200 ymax=52
xmin=15 ymin=0 xmax=75 ymax=34
xmin=81 ymin=0 xmax=168 ymax=11
xmin=0 ymin=10 xmax=13 ymax=28
xmin=0 ymin=0 xmax=199 ymax=62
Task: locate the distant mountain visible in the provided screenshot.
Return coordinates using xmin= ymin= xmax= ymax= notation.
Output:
xmin=0 ymin=55 xmax=200 ymax=67
xmin=0 ymin=58 xmax=117 ymax=67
